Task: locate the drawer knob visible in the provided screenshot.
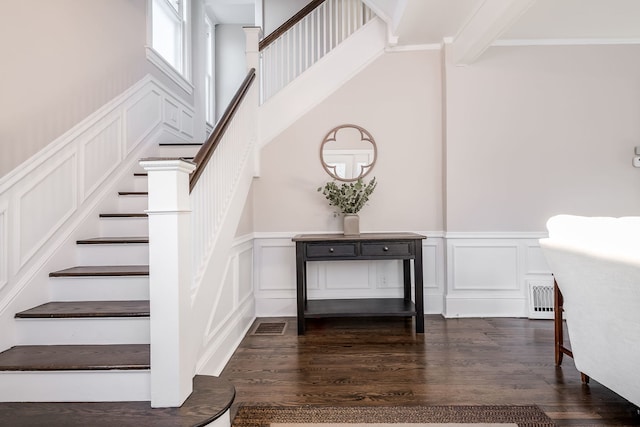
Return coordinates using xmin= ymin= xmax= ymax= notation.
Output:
xmin=329 ymin=248 xmax=334 ymax=253
xmin=383 ymin=246 xmax=389 ymax=251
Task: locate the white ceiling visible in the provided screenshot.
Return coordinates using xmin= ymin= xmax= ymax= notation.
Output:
xmin=500 ymin=0 xmax=640 ymax=41
xmin=205 ymin=0 xmax=255 ymax=24
xmin=393 ymin=0 xmax=640 ymax=45
xmin=204 ymin=0 xmax=640 ymax=51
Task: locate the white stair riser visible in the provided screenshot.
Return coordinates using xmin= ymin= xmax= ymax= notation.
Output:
xmin=157 ymin=144 xmax=201 ymax=158
xmin=50 ymin=277 xmax=149 ymax=301
xmin=76 ymin=244 xmax=149 ymax=265
xmin=130 ymin=175 xmax=148 ymax=192
xmin=99 ymin=217 xmax=148 ymax=236
xmin=16 ymin=318 xmax=150 ymax=345
xmin=118 ymin=195 xmax=148 ymax=212
xmin=0 ymin=371 xmax=150 ymax=402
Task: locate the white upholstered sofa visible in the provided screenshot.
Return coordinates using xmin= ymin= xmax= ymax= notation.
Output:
xmin=539 ymin=215 xmax=640 ymax=407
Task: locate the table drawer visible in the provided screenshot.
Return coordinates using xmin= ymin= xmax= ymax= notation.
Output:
xmin=361 ymin=242 xmax=412 ymax=257
xmin=306 ymin=243 xmax=357 ymax=258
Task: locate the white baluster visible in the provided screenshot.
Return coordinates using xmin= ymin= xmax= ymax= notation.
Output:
xmin=259 ymin=0 xmax=374 ymax=102
xmin=322 ymin=2 xmax=328 ymax=56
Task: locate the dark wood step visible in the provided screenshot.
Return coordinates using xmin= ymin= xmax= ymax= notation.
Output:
xmin=133 ymin=172 xmax=147 ymax=177
xmin=49 ymin=265 xmax=149 ymax=277
xmin=159 ymin=142 xmax=203 ymax=146
xmin=76 ymin=237 xmax=149 ymax=244
xmin=118 ymin=191 xmax=148 ymax=196
xmin=0 ymin=375 xmax=234 ymax=427
xmin=99 ymin=213 xmax=147 ymax=218
xmin=15 ymin=301 xmax=150 ymax=319
xmin=0 ymin=344 xmax=149 ymax=371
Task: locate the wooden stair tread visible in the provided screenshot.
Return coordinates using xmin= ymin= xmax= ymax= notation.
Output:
xmin=133 ymin=172 xmax=147 ymax=177
xmin=0 ymin=344 xmax=150 ymax=371
xmin=0 ymin=375 xmax=234 ymax=426
xmin=99 ymin=213 xmax=147 ymax=218
xmin=15 ymin=301 xmax=150 ymax=319
xmin=76 ymin=236 xmax=149 ymax=244
xmin=159 ymin=142 xmax=203 ymax=146
xmin=49 ymin=265 xmax=149 ymax=277
xmin=118 ymin=191 xmax=148 ymax=196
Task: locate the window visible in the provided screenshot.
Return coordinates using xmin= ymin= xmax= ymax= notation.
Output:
xmin=147 ymin=0 xmax=193 ymax=93
xmin=205 ymin=15 xmax=214 ymax=124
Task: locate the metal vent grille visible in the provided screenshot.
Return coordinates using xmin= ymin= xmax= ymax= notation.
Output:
xmin=251 ymin=322 xmax=287 ymax=336
xmin=528 ymin=282 xmax=554 ymax=319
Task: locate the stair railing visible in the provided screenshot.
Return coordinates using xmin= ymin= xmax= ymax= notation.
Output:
xmin=141 ymin=64 xmax=257 ymax=407
xmin=190 ymin=69 xmax=256 ymax=285
xmin=259 ymin=0 xmax=374 ymax=102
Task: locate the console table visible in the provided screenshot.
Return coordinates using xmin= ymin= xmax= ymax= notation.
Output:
xmin=292 ymin=232 xmax=426 ymax=335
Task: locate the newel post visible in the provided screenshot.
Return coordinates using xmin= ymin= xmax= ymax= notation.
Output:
xmin=140 ymin=158 xmax=196 ymax=408
xmin=244 ymin=26 xmax=262 ymax=174
xmin=244 ymin=26 xmax=261 ymax=70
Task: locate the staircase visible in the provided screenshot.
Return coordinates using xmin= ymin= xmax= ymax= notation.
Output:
xmin=0 ymin=0 xmax=390 ymax=406
xmin=0 ymin=143 xmax=200 ymax=402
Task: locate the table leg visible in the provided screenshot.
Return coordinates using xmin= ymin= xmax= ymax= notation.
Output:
xmin=403 ymin=259 xmax=411 ymax=301
xmin=414 ymin=242 xmax=424 ymax=333
xmin=295 ymin=242 xmax=306 ymax=335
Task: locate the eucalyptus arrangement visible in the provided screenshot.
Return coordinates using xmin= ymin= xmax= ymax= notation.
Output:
xmin=317 ymin=177 xmax=377 ymax=214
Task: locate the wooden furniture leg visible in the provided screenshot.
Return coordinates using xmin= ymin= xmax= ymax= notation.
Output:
xmin=554 ymin=279 xmax=571 ymax=365
xmin=554 ymin=278 xmax=590 ymax=383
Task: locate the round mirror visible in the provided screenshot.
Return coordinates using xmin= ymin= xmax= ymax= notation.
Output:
xmin=320 ymin=124 xmax=377 ymax=182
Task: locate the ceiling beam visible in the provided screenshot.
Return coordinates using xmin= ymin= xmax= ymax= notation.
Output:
xmin=451 ymin=0 xmax=537 ymax=65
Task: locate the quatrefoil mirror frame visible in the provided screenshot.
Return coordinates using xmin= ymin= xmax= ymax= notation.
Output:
xmin=319 ymin=124 xmax=377 ymax=182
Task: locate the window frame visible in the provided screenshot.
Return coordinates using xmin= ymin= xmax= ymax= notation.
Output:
xmin=146 ymin=0 xmax=194 ymax=94
xmin=204 ymin=14 xmax=215 ymax=124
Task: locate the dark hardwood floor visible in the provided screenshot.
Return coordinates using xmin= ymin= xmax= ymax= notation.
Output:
xmin=0 ymin=315 xmax=637 ymax=426
xmin=220 ymin=316 xmax=640 ymax=426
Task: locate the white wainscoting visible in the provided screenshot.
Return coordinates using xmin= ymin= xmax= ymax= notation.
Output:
xmin=82 ymin=117 xmax=122 ymax=200
xmin=444 ymin=232 xmax=552 ymax=318
xmin=17 ymin=154 xmax=78 ymax=269
xmin=197 ymin=236 xmax=255 ymax=376
xmin=253 ymin=232 xmax=445 ymax=317
xmin=253 ymin=232 xmax=552 ymax=318
xmin=0 ymin=203 xmax=7 ymax=291
xmin=0 ymin=74 xmax=195 ymax=352
xmin=125 ymin=89 xmax=162 ymax=154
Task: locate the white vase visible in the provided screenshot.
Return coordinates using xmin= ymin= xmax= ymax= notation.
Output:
xmin=343 ymin=214 xmax=360 ymax=236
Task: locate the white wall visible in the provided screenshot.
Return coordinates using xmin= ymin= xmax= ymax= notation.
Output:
xmin=252 ymin=42 xmax=640 ymax=318
xmin=215 ymin=24 xmax=250 ymax=120
xmin=445 ymin=44 xmax=640 ymax=232
xmin=253 ymin=49 xmax=443 ymax=233
xmin=251 ymin=48 xmax=447 ymax=316
xmin=0 ymin=0 xmax=149 ymax=177
xmin=236 ymin=183 xmax=255 ymax=237
xmin=263 ymin=0 xmax=315 ymax=35
xmin=442 ymin=43 xmax=640 ymax=315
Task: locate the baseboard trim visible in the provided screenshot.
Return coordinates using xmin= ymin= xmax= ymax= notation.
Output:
xmin=444 ymin=296 xmax=528 ymax=318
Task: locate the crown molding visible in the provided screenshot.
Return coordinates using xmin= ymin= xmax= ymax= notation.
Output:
xmin=493 ymin=38 xmax=640 ymax=47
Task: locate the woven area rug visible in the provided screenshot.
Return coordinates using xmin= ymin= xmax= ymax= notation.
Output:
xmin=232 ymin=405 xmax=556 ymax=427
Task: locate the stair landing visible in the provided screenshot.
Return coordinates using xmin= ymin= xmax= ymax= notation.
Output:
xmin=0 ymin=375 xmax=234 ymax=427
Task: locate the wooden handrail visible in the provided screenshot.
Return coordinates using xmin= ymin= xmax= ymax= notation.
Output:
xmin=189 ymin=68 xmax=256 ymax=192
xmin=259 ymin=0 xmax=325 ymax=51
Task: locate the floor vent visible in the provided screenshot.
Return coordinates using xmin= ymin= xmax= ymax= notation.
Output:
xmin=528 ymin=281 xmax=554 ymax=319
xmin=251 ymin=322 xmax=287 ymax=336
